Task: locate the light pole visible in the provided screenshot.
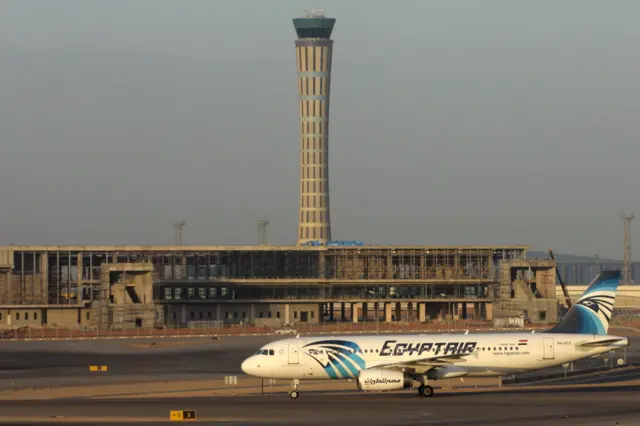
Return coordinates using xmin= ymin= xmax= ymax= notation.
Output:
xmin=368 ymin=290 xmax=380 ymax=334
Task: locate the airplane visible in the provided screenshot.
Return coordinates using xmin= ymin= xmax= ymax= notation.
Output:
xmin=241 ymin=270 xmax=629 ymax=399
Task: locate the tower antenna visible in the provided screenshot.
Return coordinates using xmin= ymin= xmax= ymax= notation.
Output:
xmin=620 ymin=213 xmax=634 ymax=284
xmin=172 ymin=220 xmax=186 ymax=245
xmin=257 ymin=220 xmax=270 ymax=246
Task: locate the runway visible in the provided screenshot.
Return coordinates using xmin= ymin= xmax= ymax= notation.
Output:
xmin=0 ymin=329 xmax=638 ymax=424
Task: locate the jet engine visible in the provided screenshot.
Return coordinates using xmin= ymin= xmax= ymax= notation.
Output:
xmin=426 ymin=366 xmax=468 ymax=380
xmin=357 ymin=369 xmax=411 ymax=391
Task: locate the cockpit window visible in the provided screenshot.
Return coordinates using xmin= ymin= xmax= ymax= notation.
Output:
xmin=269 ymin=349 xmax=274 ymax=355
xmin=255 ymin=349 xmax=275 ymax=356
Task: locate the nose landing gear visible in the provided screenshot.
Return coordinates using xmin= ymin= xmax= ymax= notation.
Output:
xmin=288 ymin=379 xmax=300 ymax=399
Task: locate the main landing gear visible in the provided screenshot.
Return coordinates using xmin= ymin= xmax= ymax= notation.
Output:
xmin=418 ymin=384 xmax=434 ymax=397
xmin=289 ymin=379 xmax=300 ymax=399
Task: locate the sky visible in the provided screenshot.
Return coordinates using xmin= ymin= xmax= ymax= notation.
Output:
xmin=0 ymin=0 xmax=638 ymax=259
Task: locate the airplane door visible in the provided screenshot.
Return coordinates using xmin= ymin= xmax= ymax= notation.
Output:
xmin=288 ymin=343 xmax=300 ymax=364
xmin=543 ymin=337 xmax=554 ymax=360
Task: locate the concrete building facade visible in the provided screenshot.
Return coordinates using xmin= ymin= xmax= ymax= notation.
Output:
xmin=294 ymin=11 xmax=335 ymax=245
xmin=0 ymin=245 xmax=563 ymax=329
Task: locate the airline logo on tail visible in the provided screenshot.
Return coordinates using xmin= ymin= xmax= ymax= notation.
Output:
xmin=576 ymin=293 xmax=615 ymax=324
xmin=547 ymin=270 xmax=621 ymax=335
xmin=574 ymin=270 xmax=619 ymax=334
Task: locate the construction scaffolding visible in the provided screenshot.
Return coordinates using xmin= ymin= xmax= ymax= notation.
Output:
xmin=0 ymin=245 xmax=528 ymax=305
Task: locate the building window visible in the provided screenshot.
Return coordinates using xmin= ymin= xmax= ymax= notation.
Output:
xmin=16 ymin=313 xmax=20 ymax=320
xmin=85 ymin=312 xmax=89 ymax=320
xmin=242 ymin=312 xmax=246 ymax=319
xmin=294 ymin=311 xmax=298 ymax=319
xmin=268 ymin=312 xmax=272 ymax=318
xmin=225 ymin=312 xmax=229 ymax=319
xmin=311 ymin=311 xmax=315 ymax=319
xmin=173 ymin=288 xmax=181 ymax=300
xmin=0 ymin=313 xmax=3 ymax=320
xmin=198 ymin=288 xmax=206 ymax=299
xmin=199 ymin=311 xmax=203 ymax=319
xmin=233 ymin=312 xmax=238 ymax=319
xmin=276 ymin=311 xmax=280 ymax=318
xmin=187 ymin=288 xmax=195 ymax=298
xmin=164 ymin=288 xmax=172 ymax=300
xmin=539 ymin=311 xmax=547 ymax=321
xmin=207 ymin=311 xmax=212 ymax=319
xmin=208 ymin=287 xmax=217 ymax=298
xmin=190 ymin=312 xmax=194 ymax=319
xmin=25 ymin=313 xmax=29 ymax=320
xmin=172 ymin=312 xmax=177 ymax=319
xmin=259 ymin=312 xmax=264 ymax=318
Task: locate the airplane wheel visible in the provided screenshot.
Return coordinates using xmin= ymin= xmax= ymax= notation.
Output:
xmin=418 ymin=385 xmax=434 ymax=397
xmin=289 ymin=390 xmax=300 ymax=399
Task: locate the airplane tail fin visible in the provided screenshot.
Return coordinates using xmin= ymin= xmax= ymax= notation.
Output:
xmin=545 ymin=270 xmax=621 ymax=335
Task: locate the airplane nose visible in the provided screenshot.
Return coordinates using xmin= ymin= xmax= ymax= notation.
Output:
xmin=241 ymin=357 xmax=256 ymax=376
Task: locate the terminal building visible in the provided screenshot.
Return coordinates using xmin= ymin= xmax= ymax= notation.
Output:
xmin=0 ymin=244 xmax=565 ymax=329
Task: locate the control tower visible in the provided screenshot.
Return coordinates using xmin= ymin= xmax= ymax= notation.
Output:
xmin=293 ymin=10 xmax=335 ymax=245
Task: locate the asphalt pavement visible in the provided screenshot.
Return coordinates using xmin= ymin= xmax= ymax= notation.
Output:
xmin=0 ymin=384 xmax=638 ymax=425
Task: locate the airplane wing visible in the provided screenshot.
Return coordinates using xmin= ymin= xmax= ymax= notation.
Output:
xmin=366 ymin=352 xmax=475 ymax=373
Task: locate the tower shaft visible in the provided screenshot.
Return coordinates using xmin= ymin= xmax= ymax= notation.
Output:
xmin=293 ymin=12 xmax=335 ymax=245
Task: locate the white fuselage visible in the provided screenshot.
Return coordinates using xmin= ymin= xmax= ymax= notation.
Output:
xmin=241 ymin=332 xmax=628 ymax=380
